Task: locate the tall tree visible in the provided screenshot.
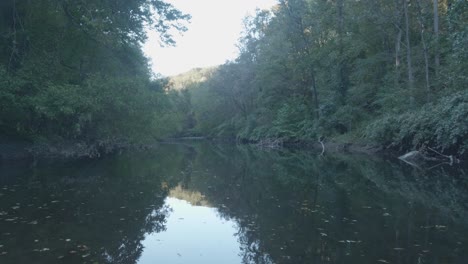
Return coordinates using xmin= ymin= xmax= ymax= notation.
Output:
xmin=337 ymin=0 xmax=349 ymax=104
xmin=416 ymin=0 xmax=431 ymax=101
xmin=403 ymin=0 xmax=415 ymax=107
xmin=0 ymin=0 xmax=190 ymax=142
xmin=394 ymin=0 xmax=403 ymax=90
xmin=279 ymin=0 xmax=320 ymax=118
xmin=433 ymin=0 xmax=440 ymax=77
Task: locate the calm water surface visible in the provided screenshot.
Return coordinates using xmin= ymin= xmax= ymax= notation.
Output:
xmin=0 ymin=142 xmax=467 ymax=264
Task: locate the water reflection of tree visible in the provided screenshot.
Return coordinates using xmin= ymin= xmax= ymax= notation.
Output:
xmin=0 ymin=148 xmax=186 ymax=264
xmin=177 ymin=144 xmax=468 ymax=264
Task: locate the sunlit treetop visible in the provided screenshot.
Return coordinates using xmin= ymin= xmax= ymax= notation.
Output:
xmin=52 ymin=0 xmax=191 ymax=46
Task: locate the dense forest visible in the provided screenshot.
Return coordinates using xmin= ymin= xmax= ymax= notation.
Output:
xmin=171 ymin=0 xmax=467 ymax=157
xmin=0 ymin=0 xmax=467 ymax=158
xmin=0 ymin=0 xmax=190 ymax=148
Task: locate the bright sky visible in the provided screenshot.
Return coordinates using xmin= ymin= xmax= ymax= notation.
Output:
xmin=143 ymin=0 xmax=277 ymax=77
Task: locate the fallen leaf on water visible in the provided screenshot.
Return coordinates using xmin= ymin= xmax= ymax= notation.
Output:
xmin=377 ymin=260 xmax=390 ymax=263
xmin=28 ymin=221 xmax=38 ymax=225
xmin=78 ymin=245 xmax=89 ymax=251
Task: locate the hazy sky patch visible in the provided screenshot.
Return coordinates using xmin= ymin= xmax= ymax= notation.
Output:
xmin=143 ymin=0 xmax=277 ymax=77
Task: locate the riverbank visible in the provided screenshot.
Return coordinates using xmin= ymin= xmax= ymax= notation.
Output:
xmin=1 ymin=136 xmax=463 ymax=166
xmin=0 ymin=139 xmax=155 ymax=160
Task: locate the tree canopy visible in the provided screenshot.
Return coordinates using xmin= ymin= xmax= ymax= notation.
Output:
xmin=0 ymin=0 xmax=190 ymax=145
xmin=176 ymin=0 xmax=467 ymax=156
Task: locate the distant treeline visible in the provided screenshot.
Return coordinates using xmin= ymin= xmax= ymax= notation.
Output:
xmin=171 ymin=0 xmax=467 ymax=157
xmin=0 ymin=0 xmax=190 ymax=145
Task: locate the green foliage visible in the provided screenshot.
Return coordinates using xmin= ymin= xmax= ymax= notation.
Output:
xmin=365 ymin=91 xmax=468 ymax=155
xmin=0 ymin=0 xmax=190 ymax=144
xmin=172 ymin=0 xmax=467 ymax=157
xmin=268 ymin=97 xmax=315 ymax=140
xmin=446 ymin=0 xmax=468 ymax=90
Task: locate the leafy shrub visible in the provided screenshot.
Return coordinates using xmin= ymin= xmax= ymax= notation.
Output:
xmin=365 ymin=91 xmax=468 ymax=155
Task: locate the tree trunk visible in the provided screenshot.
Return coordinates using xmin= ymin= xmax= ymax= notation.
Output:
xmin=8 ymin=0 xmax=18 ymax=72
xmin=310 ymin=70 xmax=320 ymax=119
xmin=433 ymin=0 xmax=440 ymax=77
xmin=281 ymin=0 xmax=321 ymax=119
xmin=404 ymin=0 xmax=415 ymax=107
xmin=394 ymin=0 xmax=403 ymax=90
xmin=416 ymin=0 xmax=431 ymax=102
xmin=337 ymin=0 xmax=348 ymax=104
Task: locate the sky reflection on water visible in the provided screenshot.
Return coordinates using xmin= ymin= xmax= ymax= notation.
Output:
xmin=139 ymin=197 xmax=242 ymax=264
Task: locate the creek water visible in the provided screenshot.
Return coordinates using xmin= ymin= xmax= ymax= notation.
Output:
xmin=0 ymin=142 xmax=467 ymax=264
